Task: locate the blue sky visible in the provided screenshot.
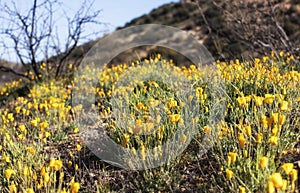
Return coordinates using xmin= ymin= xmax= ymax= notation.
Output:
xmin=95 ymin=0 xmax=180 ymax=31
xmin=0 ymin=0 xmax=180 ymax=62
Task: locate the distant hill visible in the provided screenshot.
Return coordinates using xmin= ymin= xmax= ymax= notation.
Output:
xmin=73 ymin=0 xmax=300 ymax=66
xmin=117 ymin=0 xmax=300 ymax=60
xmin=1 ymin=0 xmax=299 ymax=81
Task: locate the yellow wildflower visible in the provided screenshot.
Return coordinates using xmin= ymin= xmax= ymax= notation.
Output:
xmin=5 ymin=169 xmax=16 ymax=180
xmin=18 ymin=124 xmax=27 ymax=134
xmin=61 ymin=188 xmax=68 ymax=193
xmin=269 ymin=136 xmax=278 ymax=146
xmin=268 ymin=173 xmax=283 ymax=189
xmin=279 ymin=179 xmax=288 ymax=191
xmin=290 ymin=168 xmax=298 ymax=182
xmin=239 ymin=186 xmax=246 ymax=193
xmin=280 ymin=163 xmax=294 ymax=174
xmin=260 ymin=115 xmax=268 ymax=129
xmin=43 ymin=172 xmax=50 ymax=183
xmin=271 ymin=125 xmax=278 ymax=136
xmin=26 ymin=146 xmax=36 ymax=154
xmin=68 ymin=161 xmax=72 ymax=167
xmin=254 ymin=96 xmax=264 ymax=106
xmin=31 ymin=118 xmax=39 ymax=127
xmin=169 ymin=114 xmax=181 ymax=124
xmin=226 ymin=169 xmax=234 ymax=179
xmin=259 ymin=156 xmax=268 ymax=169
xmin=39 ymin=121 xmax=49 ymax=131
xmin=238 ymin=133 xmax=246 ymax=147
xmin=8 ymin=181 xmax=17 ymax=193
xmin=243 ymin=125 xmax=251 ymax=136
xmin=73 ymin=127 xmax=79 ymax=134
xmin=49 ymin=158 xmax=63 ymax=171
xmin=280 ymin=101 xmax=289 ymax=111
xmin=267 ymin=181 xmax=275 ymax=193
xmin=228 ymin=152 xmax=237 ymax=163
xmin=76 ymin=144 xmax=82 ymax=151
xmin=256 ymin=133 xmax=263 ymax=143
xmin=203 ymin=125 xmax=211 ymax=134
xmin=26 ymin=188 xmax=34 ymax=193
xmin=271 ymin=113 xmax=279 ymax=124
xmin=70 ymin=178 xmax=80 ymax=193
xmin=237 ymin=97 xmax=248 ymax=107
xmin=279 ymin=114 xmax=286 ymax=125
xmin=264 ymin=94 xmax=274 ymax=105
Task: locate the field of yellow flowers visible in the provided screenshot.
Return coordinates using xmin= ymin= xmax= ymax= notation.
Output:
xmin=0 ymin=52 xmax=299 ymax=192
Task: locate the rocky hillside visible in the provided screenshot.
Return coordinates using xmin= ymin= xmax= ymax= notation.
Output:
xmin=1 ymin=0 xmax=300 ymax=81
xmin=75 ymin=0 xmax=300 ymax=66
xmin=118 ymin=0 xmax=300 ymax=60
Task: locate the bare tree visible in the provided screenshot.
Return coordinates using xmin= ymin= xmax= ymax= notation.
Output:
xmin=0 ymin=0 xmax=103 ymax=80
xmin=193 ymin=0 xmax=299 ymax=59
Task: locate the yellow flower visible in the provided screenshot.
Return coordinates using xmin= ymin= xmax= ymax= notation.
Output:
xmin=8 ymin=181 xmax=17 ymax=193
xmin=271 ymin=113 xmax=279 ymax=124
xmin=279 ymin=114 xmax=286 ymax=125
xmin=39 ymin=121 xmax=49 ymax=131
xmin=167 ymin=98 xmax=178 ymax=108
xmin=49 ymin=158 xmax=63 ymax=171
xmin=7 ymin=113 xmax=14 ymax=122
xmin=227 ymin=155 xmax=232 ymax=165
xmin=68 ymin=161 xmax=72 ymax=167
xmin=290 ymin=168 xmax=298 ymax=182
xmin=237 ymin=97 xmax=248 ymax=107
xmin=226 ymin=169 xmax=234 ymax=179
xmin=269 ymin=136 xmax=278 ymax=146
xmin=26 ymin=188 xmax=34 ymax=193
xmin=136 ymin=102 xmax=144 ymax=110
xmin=260 ymin=115 xmax=268 ymax=129
xmin=31 ymin=118 xmax=39 ymax=127
xmin=238 ymin=133 xmax=246 ymax=147
xmin=18 ymin=124 xmax=27 ymax=134
xmin=5 ymin=169 xmax=16 ymax=180
xmin=73 ymin=127 xmax=79 ymax=134
xmin=203 ymin=125 xmax=211 ymax=134
xmin=264 ymin=94 xmax=275 ymax=104
xmin=23 ymin=166 xmax=31 ymax=177
xmin=243 ymin=125 xmax=251 ymax=136
xmin=169 ymin=114 xmax=181 ymax=124
xmin=279 ymin=179 xmax=288 ymax=191
xmin=267 ymin=181 xmax=275 ymax=193
xmin=228 ymin=152 xmax=237 ymax=163
xmin=259 ymin=156 xmax=268 ymax=169
xmin=44 ymin=131 xmax=51 ymax=138
xmin=70 ymin=178 xmax=80 ymax=193
xmin=280 ymin=101 xmax=289 ymax=111
xmin=122 ymin=134 xmax=130 ymax=147
xmin=76 ymin=144 xmax=82 ymax=151
xmin=239 ymin=186 xmax=246 ymax=193
xmin=256 ymin=133 xmax=263 ymax=143
xmin=26 ymin=146 xmax=36 ymax=154
xmin=43 ymin=172 xmax=50 ymax=183
xmin=280 ymin=163 xmax=294 ymax=174
xmin=271 ymin=125 xmax=278 ymax=136
xmin=254 ymin=96 xmax=264 ymax=106
xmin=2 ymin=154 xmax=11 ymax=163
xmin=268 ymin=173 xmax=283 ymax=189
